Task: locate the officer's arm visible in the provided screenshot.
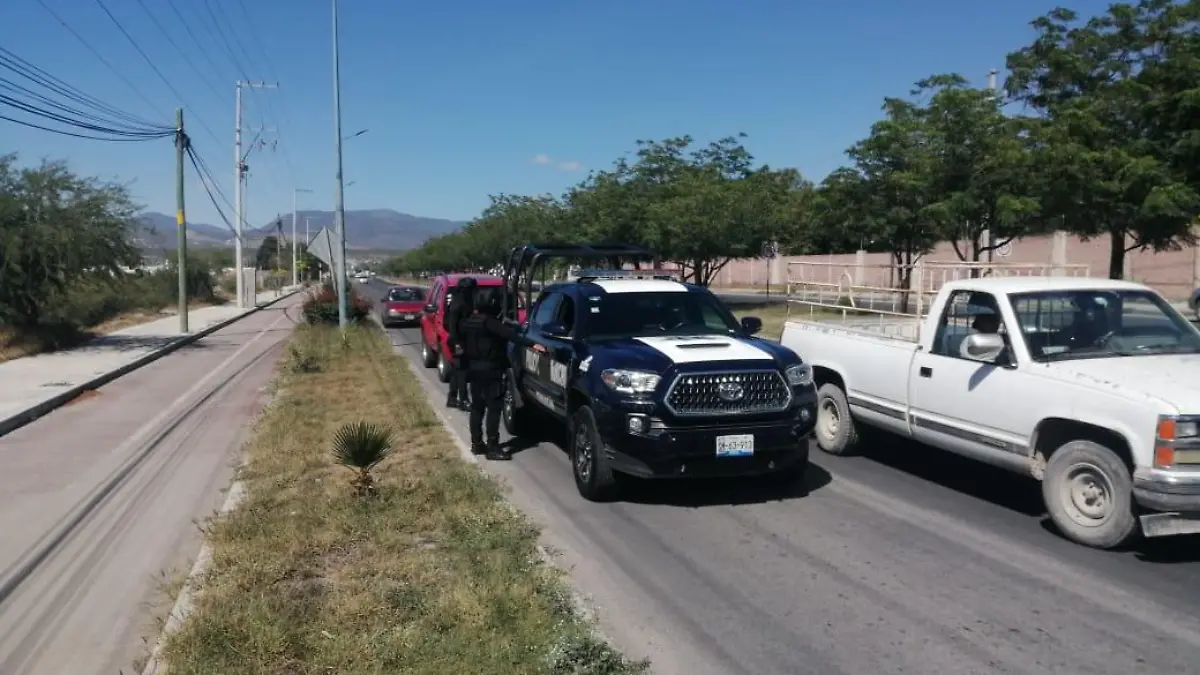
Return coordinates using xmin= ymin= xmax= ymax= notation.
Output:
xmin=484 ymin=316 xmax=530 ymax=346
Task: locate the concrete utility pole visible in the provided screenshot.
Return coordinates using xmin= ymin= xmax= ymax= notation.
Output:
xmin=983 ymin=68 xmax=1000 ymax=265
xmin=175 ymin=108 xmax=189 ymax=333
xmin=332 ymin=0 xmax=349 ymax=327
xmin=234 ymin=80 xmax=278 ymax=308
xmin=293 ymin=187 xmax=313 ymax=287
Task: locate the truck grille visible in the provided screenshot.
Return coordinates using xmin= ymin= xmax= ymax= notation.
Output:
xmin=664 ymin=370 xmax=792 ymax=417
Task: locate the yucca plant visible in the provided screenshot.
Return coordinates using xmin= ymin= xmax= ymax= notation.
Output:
xmin=332 ymin=421 xmax=394 ymax=496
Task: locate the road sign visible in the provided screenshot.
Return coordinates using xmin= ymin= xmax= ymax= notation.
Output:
xmin=761 ymin=241 xmax=779 ymax=259
xmin=997 ymin=242 xmax=1013 ymax=257
xmin=306 ymin=227 xmax=335 ymax=266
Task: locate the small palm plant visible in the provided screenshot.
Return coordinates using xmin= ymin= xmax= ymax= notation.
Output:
xmin=332 ymin=421 xmax=394 ymax=496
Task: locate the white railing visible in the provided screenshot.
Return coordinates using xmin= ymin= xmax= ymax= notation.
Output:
xmin=783 ymin=259 xmax=1092 ymax=341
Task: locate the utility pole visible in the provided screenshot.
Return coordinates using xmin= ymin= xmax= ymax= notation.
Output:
xmin=984 ymin=68 xmax=999 ymax=266
xmin=293 ymin=187 xmax=313 ymax=287
xmin=332 ymin=0 xmax=349 ymax=327
xmin=234 ymin=80 xmax=278 ymax=309
xmin=175 ymin=108 xmax=189 ymax=333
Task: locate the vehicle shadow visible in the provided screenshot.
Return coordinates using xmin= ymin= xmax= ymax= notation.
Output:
xmin=533 ymin=421 xmax=833 ymax=507
xmin=619 ymin=462 xmax=833 ymax=507
xmin=857 ymin=430 xmax=1047 ymax=517
xmin=864 ymin=430 xmax=1200 ymax=562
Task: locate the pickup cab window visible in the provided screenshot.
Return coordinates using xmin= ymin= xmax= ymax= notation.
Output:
xmin=931 ymin=290 xmax=1012 ymax=363
xmin=582 ymin=291 xmax=739 ymax=341
xmin=1010 ymin=289 xmax=1200 ymax=361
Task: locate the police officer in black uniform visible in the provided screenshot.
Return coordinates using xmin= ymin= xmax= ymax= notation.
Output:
xmin=457 ymin=286 xmax=527 ymax=460
xmin=443 ymin=277 xmax=475 ymax=410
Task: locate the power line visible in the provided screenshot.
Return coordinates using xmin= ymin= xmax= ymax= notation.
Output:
xmin=33 ymin=0 xmax=170 ymax=122
xmin=0 ymin=93 xmax=173 ymax=138
xmin=186 ymin=141 xmax=237 ymax=235
xmin=0 ymin=78 xmax=165 ymax=135
xmin=130 ymin=0 xmax=226 ymax=105
xmin=0 ymin=46 xmax=167 ymax=130
xmin=0 ymin=110 xmax=169 ymax=141
xmin=90 ymin=0 xmax=223 ymax=146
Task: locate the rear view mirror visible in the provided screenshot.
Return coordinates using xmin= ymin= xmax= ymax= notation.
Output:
xmin=961 ymin=333 xmax=1005 ymax=362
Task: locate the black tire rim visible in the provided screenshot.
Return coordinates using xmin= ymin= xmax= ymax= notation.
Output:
xmin=574 ymin=423 xmax=593 ymax=483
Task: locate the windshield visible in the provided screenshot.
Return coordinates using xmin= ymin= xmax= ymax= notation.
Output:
xmin=388 ymin=287 xmax=425 ymax=302
xmin=1009 ymin=289 xmax=1200 ymax=361
xmin=583 ymin=291 xmax=741 ymax=341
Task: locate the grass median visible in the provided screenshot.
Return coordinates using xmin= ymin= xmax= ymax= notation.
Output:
xmin=160 ymin=324 xmax=647 ymax=675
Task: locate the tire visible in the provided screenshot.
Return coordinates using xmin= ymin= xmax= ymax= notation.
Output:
xmin=570 ymin=406 xmax=620 ymax=501
xmin=502 ymin=379 xmax=530 ymax=437
xmin=421 ymin=340 xmax=437 ymax=368
xmin=1042 ymin=440 xmax=1138 ymax=550
xmin=814 ymin=382 xmax=859 ymax=456
xmin=437 ymin=351 xmax=451 ymax=383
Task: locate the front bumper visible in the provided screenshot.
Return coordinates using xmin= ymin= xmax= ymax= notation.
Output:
xmin=382 ymin=311 xmax=420 ymax=325
xmin=1133 ymin=466 xmax=1200 ymax=512
xmin=593 ymin=388 xmax=818 ymax=479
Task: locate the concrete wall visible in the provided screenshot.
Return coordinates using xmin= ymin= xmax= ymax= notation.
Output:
xmin=681 ymin=232 xmax=1200 ymax=300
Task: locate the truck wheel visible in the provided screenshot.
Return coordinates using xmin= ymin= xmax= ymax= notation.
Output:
xmin=437 ymin=352 xmax=451 ymax=383
xmin=815 ymin=383 xmax=859 ymax=456
xmin=1042 ymin=440 xmax=1138 ymax=549
xmin=570 ymin=406 xmax=620 ymax=502
xmin=421 ymin=340 xmax=437 ymax=368
xmin=502 ymin=383 xmax=530 ymax=437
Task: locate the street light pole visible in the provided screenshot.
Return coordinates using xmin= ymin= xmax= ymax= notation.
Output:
xmin=331 ymin=0 xmax=349 ymax=328
xmin=292 ymin=187 xmax=313 ymax=287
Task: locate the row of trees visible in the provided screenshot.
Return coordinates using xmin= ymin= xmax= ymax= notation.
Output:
xmin=389 ymin=1 xmax=1200 ymax=283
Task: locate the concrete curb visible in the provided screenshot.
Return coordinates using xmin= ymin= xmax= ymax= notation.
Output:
xmin=0 ymin=289 xmax=303 ymax=440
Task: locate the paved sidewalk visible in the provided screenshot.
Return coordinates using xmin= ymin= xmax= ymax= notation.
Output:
xmin=0 ymin=288 xmax=299 ymax=422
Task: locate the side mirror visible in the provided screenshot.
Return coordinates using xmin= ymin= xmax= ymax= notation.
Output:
xmin=424 ymin=303 xmax=436 ymax=313
xmin=961 ymin=333 xmax=1006 ymax=363
xmin=542 ymin=322 xmax=569 ymax=338
xmin=741 ymin=316 xmax=763 ymax=335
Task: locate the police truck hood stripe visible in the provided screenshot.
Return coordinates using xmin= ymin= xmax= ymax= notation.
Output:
xmin=634 ymin=335 xmax=774 ymax=364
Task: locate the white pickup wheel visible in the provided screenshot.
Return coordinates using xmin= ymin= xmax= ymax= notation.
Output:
xmin=1042 ymin=440 xmax=1138 ymax=549
xmin=815 ymin=383 xmax=859 ymax=456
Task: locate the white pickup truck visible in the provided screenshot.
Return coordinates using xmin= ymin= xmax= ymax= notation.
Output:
xmin=780 ymin=276 xmax=1200 ymax=549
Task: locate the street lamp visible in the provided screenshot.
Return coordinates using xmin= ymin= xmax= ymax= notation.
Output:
xmin=332 ymin=0 xmax=348 ymax=327
xmin=293 ymin=187 xmax=313 ymax=286
xmin=343 ymin=128 xmax=368 ymax=141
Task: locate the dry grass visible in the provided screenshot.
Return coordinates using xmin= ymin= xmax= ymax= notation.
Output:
xmin=160 ymin=324 xmax=647 ymax=675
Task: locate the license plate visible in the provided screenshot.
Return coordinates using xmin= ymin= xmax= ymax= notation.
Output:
xmin=716 ymin=434 xmax=754 ymax=457
xmin=403 ymin=314 xmax=414 ymax=320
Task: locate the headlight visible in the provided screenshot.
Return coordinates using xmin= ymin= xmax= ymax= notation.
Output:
xmin=1176 ymin=420 xmax=1200 ymax=438
xmin=785 ymin=363 xmax=812 ymax=387
xmin=600 ymin=369 xmax=661 ymax=396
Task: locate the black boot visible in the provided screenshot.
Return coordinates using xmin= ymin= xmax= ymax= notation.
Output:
xmin=484 ymin=439 xmax=509 ymax=461
xmin=470 ymin=440 xmax=486 ymax=455
xmin=445 ymin=394 xmax=457 ymax=409
xmin=456 ymin=397 xmax=471 ymax=411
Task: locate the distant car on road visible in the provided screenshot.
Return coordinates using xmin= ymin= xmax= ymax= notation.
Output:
xmin=379 ymin=286 xmax=427 ymax=327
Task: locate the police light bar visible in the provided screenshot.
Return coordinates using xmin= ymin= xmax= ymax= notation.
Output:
xmin=572 ymin=268 xmax=678 ymax=282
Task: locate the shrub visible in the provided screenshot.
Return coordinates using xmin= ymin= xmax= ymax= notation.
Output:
xmin=301 ymin=281 xmax=370 ymax=325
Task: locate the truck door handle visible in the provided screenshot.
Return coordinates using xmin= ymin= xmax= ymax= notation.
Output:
xmin=919 ymin=366 xmax=933 ymax=378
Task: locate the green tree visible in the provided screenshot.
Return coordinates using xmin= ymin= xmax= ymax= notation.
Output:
xmin=915 ymin=74 xmax=1045 ymax=262
xmin=0 ymin=154 xmax=141 ymax=328
xmin=1005 ymin=1 xmax=1200 ymax=278
xmin=255 ymin=234 xmax=282 ymax=270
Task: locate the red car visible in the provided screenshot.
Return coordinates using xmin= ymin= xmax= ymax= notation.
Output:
xmin=379 ymin=285 xmax=427 ymax=327
xmin=419 ymin=274 xmax=527 ymax=382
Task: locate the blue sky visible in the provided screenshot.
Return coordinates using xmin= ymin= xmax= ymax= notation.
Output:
xmin=3 ymin=0 xmax=1112 ymax=231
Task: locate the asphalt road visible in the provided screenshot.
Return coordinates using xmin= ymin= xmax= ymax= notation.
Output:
xmin=368 ymin=279 xmax=1200 ymax=675
xmin=0 ymin=296 xmax=303 ymax=675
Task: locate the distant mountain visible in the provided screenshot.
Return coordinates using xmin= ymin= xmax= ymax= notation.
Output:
xmin=134 ymin=208 xmax=464 ymax=251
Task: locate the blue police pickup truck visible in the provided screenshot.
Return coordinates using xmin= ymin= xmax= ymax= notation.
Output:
xmin=500 ymin=251 xmax=817 ymax=501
